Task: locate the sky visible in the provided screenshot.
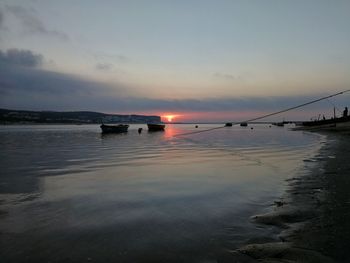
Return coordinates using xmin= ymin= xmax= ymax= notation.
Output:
xmin=0 ymin=0 xmax=350 ymax=122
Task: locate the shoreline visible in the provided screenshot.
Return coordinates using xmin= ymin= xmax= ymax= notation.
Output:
xmin=229 ymin=131 xmax=350 ymax=263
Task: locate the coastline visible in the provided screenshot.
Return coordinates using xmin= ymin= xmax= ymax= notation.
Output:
xmin=230 ymin=131 xmax=350 ymax=263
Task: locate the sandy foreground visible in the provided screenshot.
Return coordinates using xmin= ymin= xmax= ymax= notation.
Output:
xmin=228 ymin=132 xmax=350 ymax=263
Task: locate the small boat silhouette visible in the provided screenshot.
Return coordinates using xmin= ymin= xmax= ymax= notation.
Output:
xmin=100 ymin=124 xmax=129 ymax=133
xmin=147 ymin=123 xmax=166 ymax=131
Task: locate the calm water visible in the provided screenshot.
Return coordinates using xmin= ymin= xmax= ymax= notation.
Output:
xmin=0 ymin=124 xmax=324 ymax=262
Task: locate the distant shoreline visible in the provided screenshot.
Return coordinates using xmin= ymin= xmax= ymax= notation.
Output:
xmin=0 ymin=108 xmax=161 ymax=125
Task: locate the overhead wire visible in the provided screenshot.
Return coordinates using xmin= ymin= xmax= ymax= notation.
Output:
xmin=172 ymin=89 xmax=350 ymax=137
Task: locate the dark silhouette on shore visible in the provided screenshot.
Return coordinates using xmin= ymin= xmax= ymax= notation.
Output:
xmin=343 ymin=107 xmax=348 ymax=117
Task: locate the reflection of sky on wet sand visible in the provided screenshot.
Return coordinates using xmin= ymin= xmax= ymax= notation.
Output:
xmin=0 ymin=124 xmax=323 ymax=262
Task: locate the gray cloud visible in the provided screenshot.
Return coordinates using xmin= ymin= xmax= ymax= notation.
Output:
xmin=93 ymin=52 xmax=129 ymax=63
xmin=0 ymin=66 xmax=126 ymax=111
xmin=0 ymin=49 xmax=128 ymax=111
xmin=213 ymin=72 xmax=236 ymax=80
xmin=0 ymin=49 xmax=346 ymax=119
xmin=0 ymin=9 xmax=4 ymax=41
xmin=0 ymin=9 xmax=3 ymax=28
xmin=111 ymin=96 xmax=323 ymax=112
xmin=5 ymin=5 xmax=69 ymax=41
xmin=95 ymin=62 xmax=113 ymax=71
xmin=0 ymin=8 xmax=8 ymax=35
xmin=0 ymin=61 xmax=339 ymax=115
xmin=0 ymin=49 xmax=43 ymax=67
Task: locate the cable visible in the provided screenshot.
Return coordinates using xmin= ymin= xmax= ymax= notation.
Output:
xmin=234 ymin=90 xmax=350 ymax=123
xmin=172 ymin=126 xmax=225 ymax=137
xmin=173 ymin=89 xmax=350 ymax=137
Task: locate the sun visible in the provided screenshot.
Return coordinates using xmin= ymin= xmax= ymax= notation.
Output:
xmin=165 ymin=115 xmax=174 ymax=122
xmin=163 ymin=114 xmax=178 ymax=122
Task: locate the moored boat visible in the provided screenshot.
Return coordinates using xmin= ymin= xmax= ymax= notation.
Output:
xmin=240 ymin=122 xmax=248 ymax=127
xmin=147 ymin=123 xmax=165 ymax=131
xmin=272 ymin=122 xmax=284 ymax=127
xmin=293 ymin=116 xmax=350 ymax=131
xmin=100 ymin=124 xmax=129 ymax=133
xmin=225 ymin=122 xmax=233 ymax=127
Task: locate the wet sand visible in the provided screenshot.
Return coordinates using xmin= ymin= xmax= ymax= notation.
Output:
xmin=230 ymin=132 xmax=350 ymax=262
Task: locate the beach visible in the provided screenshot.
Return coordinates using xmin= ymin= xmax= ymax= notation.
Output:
xmin=230 ymin=131 xmax=350 ymax=263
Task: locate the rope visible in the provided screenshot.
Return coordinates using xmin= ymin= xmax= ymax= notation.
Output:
xmin=172 ymin=126 xmax=225 ymax=137
xmin=173 ymin=89 xmax=350 ymax=137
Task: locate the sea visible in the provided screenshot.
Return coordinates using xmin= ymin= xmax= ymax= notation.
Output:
xmin=0 ymin=124 xmax=325 ymax=262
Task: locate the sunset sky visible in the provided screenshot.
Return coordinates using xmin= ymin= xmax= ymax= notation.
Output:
xmin=1 ymin=0 xmax=350 ymax=122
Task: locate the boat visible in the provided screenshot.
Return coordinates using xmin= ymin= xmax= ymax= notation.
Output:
xmin=147 ymin=123 xmax=166 ymax=131
xmin=225 ymin=122 xmax=233 ymax=127
xmin=240 ymin=122 xmax=248 ymax=127
xmin=100 ymin=124 xmax=129 ymax=133
xmin=272 ymin=122 xmax=284 ymax=127
xmin=293 ymin=116 xmax=350 ymax=132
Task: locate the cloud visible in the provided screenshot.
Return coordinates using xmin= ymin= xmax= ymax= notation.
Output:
xmin=0 ymin=49 xmax=347 ymax=120
xmin=111 ymin=97 xmax=299 ymax=112
xmin=0 ymin=48 xmax=129 ymax=111
xmin=95 ymin=62 xmax=113 ymax=71
xmin=0 ymin=8 xmax=9 ymax=34
xmin=0 ymin=9 xmax=3 ymax=28
xmin=213 ymin=72 xmax=236 ymax=80
xmin=5 ymin=5 xmax=69 ymax=41
xmin=0 ymin=65 xmax=126 ymax=110
xmin=0 ymin=9 xmax=5 ymax=40
xmin=93 ymin=52 xmax=129 ymax=63
xmin=0 ymin=49 xmax=43 ymax=67
xmin=213 ymin=72 xmax=249 ymax=83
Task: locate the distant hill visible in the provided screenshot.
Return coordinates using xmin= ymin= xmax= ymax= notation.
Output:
xmin=0 ymin=109 xmax=161 ymax=124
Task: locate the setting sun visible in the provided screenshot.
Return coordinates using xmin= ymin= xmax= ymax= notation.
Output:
xmin=163 ymin=114 xmax=179 ymax=122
